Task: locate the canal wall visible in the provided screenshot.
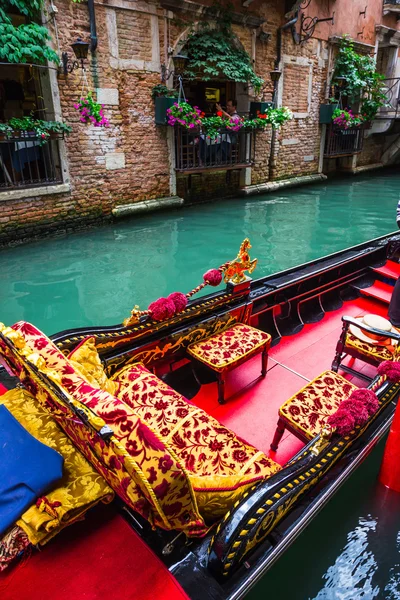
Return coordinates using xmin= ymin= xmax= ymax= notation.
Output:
xmin=0 ymin=0 xmax=399 ymax=245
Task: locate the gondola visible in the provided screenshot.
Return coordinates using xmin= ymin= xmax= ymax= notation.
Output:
xmin=1 ymin=231 xmax=400 ymax=600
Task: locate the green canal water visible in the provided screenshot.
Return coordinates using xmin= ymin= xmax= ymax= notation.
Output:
xmin=1 ymin=170 xmax=400 ymax=599
xmin=0 ymin=171 xmax=399 ymax=335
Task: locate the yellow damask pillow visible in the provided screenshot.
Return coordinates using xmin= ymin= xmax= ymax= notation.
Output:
xmin=68 ymin=337 xmax=117 ymax=395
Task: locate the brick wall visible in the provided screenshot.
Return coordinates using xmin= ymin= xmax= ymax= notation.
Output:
xmin=0 ymin=0 xmax=398 ymax=245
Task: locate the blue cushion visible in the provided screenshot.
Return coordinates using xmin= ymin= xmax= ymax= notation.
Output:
xmin=0 ymin=405 xmax=64 ymax=535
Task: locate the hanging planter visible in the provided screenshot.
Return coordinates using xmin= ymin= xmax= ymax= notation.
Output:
xmin=155 ymin=97 xmax=179 ymax=125
xmin=319 ymin=103 xmax=339 ymax=124
xmin=74 ymin=92 xmax=109 ymax=127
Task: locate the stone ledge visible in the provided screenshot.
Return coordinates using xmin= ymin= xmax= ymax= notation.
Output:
xmin=0 ymin=183 xmax=71 ymax=203
xmin=241 ymin=174 xmax=327 ymax=196
xmin=112 ymin=196 xmax=184 ymax=218
xmin=350 ymin=163 xmax=384 ymax=175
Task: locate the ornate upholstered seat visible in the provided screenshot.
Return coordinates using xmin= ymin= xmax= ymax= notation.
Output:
xmin=187 ymin=323 xmax=271 ymax=403
xmin=270 ymin=370 xmax=357 ymax=451
xmin=331 ymin=315 xmax=400 ymax=382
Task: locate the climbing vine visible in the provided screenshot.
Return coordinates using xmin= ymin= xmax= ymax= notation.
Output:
xmin=0 ymin=0 xmax=59 ymax=65
xmin=182 ymin=2 xmax=263 ymax=93
xmin=332 ymin=36 xmax=386 ymax=121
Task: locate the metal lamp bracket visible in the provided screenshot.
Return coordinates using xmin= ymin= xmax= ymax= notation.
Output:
xmin=300 ymin=11 xmax=335 ymax=44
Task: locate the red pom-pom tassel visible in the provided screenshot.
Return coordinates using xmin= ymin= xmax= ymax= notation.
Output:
xmin=168 ymin=292 xmax=188 ymax=313
xmin=148 ymin=297 xmax=176 ymax=322
xmin=327 ymin=410 xmax=355 ymax=436
xmin=378 ymin=360 xmax=400 ymax=383
xmin=203 ymin=269 xmax=222 ymax=287
xmin=349 ymin=388 xmax=379 ymax=416
xmin=338 ymin=399 xmax=369 ymax=427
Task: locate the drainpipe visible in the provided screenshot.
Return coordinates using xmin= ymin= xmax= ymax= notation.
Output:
xmin=88 ymin=0 xmax=98 ymax=53
xmin=268 ymin=12 xmax=299 ymax=181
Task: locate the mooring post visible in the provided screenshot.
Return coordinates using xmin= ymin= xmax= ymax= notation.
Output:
xmin=379 ymin=400 xmax=400 ymax=493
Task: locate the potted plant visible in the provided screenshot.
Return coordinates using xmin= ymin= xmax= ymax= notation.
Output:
xmin=6 ymin=117 xmax=72 ymax=145
xmin=153 ymin=85 xmax=179 ymax=125
xmin=332 ymin=108 xmax=364 ymax=130
xmin=0 ymin=123 xmax=12 ymax=140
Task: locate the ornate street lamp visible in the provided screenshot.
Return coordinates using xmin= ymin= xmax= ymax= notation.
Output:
xmin=161 ymin=53 xmax=189 ymax=83
xmin=62 ymin=38 xmax=90 ymax=75
xmin=270 ymin=69 xmax=282 ymax=83
xmin=270 ymin=69 xmax=282 ymax=106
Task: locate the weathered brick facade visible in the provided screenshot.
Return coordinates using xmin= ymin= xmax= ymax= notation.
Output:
xmin=0 ymin=0 xmax=399 ymax=244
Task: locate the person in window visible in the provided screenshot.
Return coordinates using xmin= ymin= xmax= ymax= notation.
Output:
xmin=215 ymin=99 xmax=241 ymax=162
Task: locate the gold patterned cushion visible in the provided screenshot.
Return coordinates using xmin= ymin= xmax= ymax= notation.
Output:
xmin=0 ymin=387 xmax=114 ymax=546
xmin=113 ymin=363 xmax=281 ymax=520
xmin=187 ymin=323 xmax=271 ymax=372
xmin=0 ymin=322 xmax=208 ymax=536
xmin=279 ymin=371 xmax=357 ymax=440
xmin=345 ymin=332 xmax=396 ymax=362
xmin=68 ymin=337 xmax=117 ymax=396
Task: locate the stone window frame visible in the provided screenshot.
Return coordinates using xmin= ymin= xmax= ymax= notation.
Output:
xmin=0 ymin=66 xmax=71 ymax=203
xmin=103 ymin=0 xmax=160 ymax=72
xmin=277 ymin=55 xmax=313 ymax=119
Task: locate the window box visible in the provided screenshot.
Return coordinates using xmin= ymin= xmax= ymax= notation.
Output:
xmin=249 ymin=101 xmax=273 ymax=118
xmin=155 ymin=97 xmax=177 ymax=125
xmin=319 ymin=103 xmax=339 ymax=124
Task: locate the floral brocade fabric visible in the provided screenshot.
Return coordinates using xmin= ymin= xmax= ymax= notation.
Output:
xmin=114 ymin=363 xmax=281 ymax=520
xmin=0 ymin=322 xmax=207 ymax=536
xmin=279 ymin=370 xmax=357 ymax=439
xmin=187 ymin=323 xmax=271 ymax=371
xmin=345 ymin=332 xmax=397 ymax=362
xmin=0 ymin=387 xmax=114 ymax=547
xmin=68 ymin=336 xmax=117 ymax=396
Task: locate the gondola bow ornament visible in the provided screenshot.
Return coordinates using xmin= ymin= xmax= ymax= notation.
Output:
xmin=123 ymin=239 xmax=258 ymax=326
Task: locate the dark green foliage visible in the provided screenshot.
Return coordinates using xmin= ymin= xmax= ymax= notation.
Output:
xmin=0 ymin=0 xmax=44 ymax=18
xmin=151 ymin=84 xmax=179 ymax=101
xmin=0 ymin=2 xmax=59 ymax=65
xmin=333 ymin=37 xmax=386 ymax=120
xmin=182 ymin=2 xmax=263 ymax=92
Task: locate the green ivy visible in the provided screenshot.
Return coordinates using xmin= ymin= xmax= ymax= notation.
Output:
xmin=0 ymin=0 xmax=44 ymax=18
xmin=0 ymin=3 xmax=59 ymax=65
xmin=333 ymin=36 xmax=386 ymax=120
xmin=182 ymin=2 xmax=263 ymax=93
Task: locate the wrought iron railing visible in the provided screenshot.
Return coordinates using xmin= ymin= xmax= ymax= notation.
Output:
xmin=324 ymin=125 xmax=364 ymax=158
xmin=0 ymin=133 xmax=64 ymax=190
xmin=377 ymin=78 xmax=400 ymax=119
xmin=174 ymin=126 xmax=255 ymax=172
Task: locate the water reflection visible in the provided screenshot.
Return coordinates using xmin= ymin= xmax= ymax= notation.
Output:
xmin=0 ymin=172 xmax=399 ymax=334
xmin=312 ymin=485 xmax=400 ymax=600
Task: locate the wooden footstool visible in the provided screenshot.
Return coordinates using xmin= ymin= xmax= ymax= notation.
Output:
xmin=187 ymin=323 xmax=271 ymax=404
xmin=270 ymin=370 xmax=357 ymax=451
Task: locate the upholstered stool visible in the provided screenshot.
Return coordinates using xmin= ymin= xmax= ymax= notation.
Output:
xmin=331 ymin=315 xmax=400 ymax=381
xmin=187 ymin=323 xmax=271 ymax=404
xmin=270 ymin=370 xmax=357 ymax=451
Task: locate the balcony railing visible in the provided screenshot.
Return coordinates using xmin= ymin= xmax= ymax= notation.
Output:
xmin=377 ymin=78 xmax=400 ymax=119
xmin=174 ymin=127 xmax=255 ymax=173
xmin=324 ymin=125 xmax=364 ymax=158
xmin=0 ymin=133 xmax=64 ymax=190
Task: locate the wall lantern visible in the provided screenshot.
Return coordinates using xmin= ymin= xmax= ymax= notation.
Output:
xmin=62 ymin=38 xmax=90 ymax=75
xmin=270 ymin=69 xmax=282 ymax=83
xmin=161 ymin=53 xmax=189 ymax=83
